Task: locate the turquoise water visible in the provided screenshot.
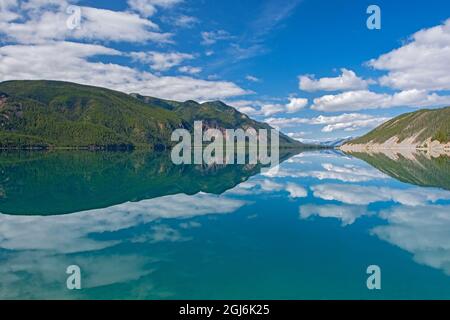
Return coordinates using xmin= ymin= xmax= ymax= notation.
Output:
xmin=0 ymin=150 xmax=449 ymax=299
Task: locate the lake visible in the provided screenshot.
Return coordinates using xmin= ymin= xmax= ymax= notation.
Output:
xmin=0 ymin=149 xmax=449 ymax=299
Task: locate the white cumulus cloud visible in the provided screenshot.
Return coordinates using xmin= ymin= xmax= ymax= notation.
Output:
xmin=178 ymin=65 xmax=202 ymax=74
xmin=0 ymin=42 xmax=250 ymax=102
xmin=127 ymin=0 xmax=182 ymax=17
xmin=310 ymin=89 xmax=450 ymax=112
xmin=266 ymin=113 xmax=390 ymax=133
xmin=369 ymin=18 xmax=450 ymax=91
xmin=299 ymin=69 xmax=373 ymax=92
xmin=0 ymin=1 xmax=171 ymax=44
xmin=286 ymin=97 xmax=308 ymax=113
xmin=130 ymin=51 xmax=194 ymax=71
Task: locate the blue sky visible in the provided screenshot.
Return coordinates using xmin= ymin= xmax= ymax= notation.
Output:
xmin=1 ymin=0 xmax=450 ymax=142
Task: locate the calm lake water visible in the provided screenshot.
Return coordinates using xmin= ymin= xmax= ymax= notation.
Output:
xmin=0 ymin=150 xmax=449 ymax=299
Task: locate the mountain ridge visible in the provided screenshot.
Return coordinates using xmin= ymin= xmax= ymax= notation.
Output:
xmin=0 ymin=80 xmax=303 ymax=150
xmin=341 ymin=106 xmax=450 ymax=156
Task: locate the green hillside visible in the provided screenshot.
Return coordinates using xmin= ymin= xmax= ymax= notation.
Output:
xmin=349 ymin=106 xmax=450 ymax=145
xmin=0 ymin=80 xmax=302 ymax=149
xmin=132 ymin=94 xmax=297 ymax=146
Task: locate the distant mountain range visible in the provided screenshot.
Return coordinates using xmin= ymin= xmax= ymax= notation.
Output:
xmin=318 ymin=137 xmax=354 ymax=147
xmin=341 ymin=106 xmax=450 ymax=155
xmin=290 ymin=136 xmax=354 ymax=147
xmin=0 ymin=80 xmax=302 ymax=150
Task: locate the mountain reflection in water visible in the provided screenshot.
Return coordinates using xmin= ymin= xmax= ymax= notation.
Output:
xmin=0 ymin=149 xmax=449 ymax=299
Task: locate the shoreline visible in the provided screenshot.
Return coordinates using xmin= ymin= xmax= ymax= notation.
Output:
xmin=340 ymin=138 xmax=450 ymax=159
